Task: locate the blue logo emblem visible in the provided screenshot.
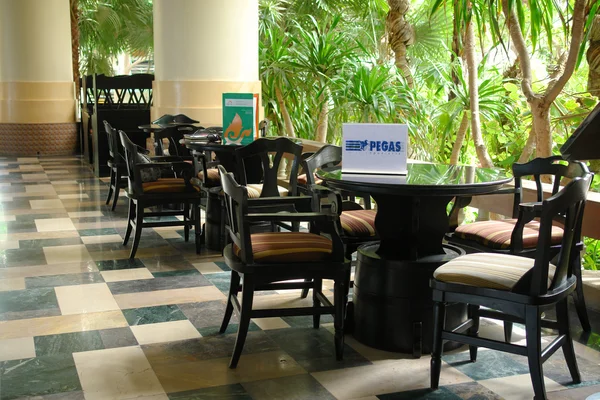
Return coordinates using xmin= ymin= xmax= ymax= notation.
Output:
xmin=346 ymin=140 xmax=369 ymax=151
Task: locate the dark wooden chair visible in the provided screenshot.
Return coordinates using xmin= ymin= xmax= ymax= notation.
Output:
xmin=446 ymin=156 xmax=592 ymax=334
xmin=430 ymin=171 xmax=592 ymax=400
xmin=118 ymin=130 xmax=202 ymax=259
xmin=218 ymin=164 xmax=351 ymax=368
xmin=103 ymin=121 xmax=128 ymax=210
xmin=298 ymin=145 xmax=379 ymax=299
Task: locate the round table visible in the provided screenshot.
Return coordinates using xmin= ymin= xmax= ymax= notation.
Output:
xmin=317 ymin=163 xmax=512 ymax=356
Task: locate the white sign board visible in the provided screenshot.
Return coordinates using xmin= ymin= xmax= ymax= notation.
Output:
xmin=342 ymin=123 xmax=408 ymax=175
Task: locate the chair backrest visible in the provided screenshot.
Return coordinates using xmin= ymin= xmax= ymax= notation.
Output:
xmin=235 ymin=137 xmax=303 ymax=197
xmin=152 ymin=114 xmax=174 ymax=125
xmin=513 ymin=171 xmax=592 ymax=296
xmin=301 ymin=145 xmax=342 ymax=185
xmin=511 ymin=155 xmax=588 ymax=218
xmin=173 ymin=114 xmax=199 ymax=124
xmin=103 ymin=120 xmax=122 ymax=162
xmin=218 ymin=165 xmax=253 ymax=263
xmin=118 ymin=130 xmax=143 ymax=194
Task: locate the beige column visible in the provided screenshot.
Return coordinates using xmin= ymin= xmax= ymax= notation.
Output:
xmin=0 ymin=0 xmax=76 ymax=156
xmin=152 ymin=0 xmax=261 ymax=125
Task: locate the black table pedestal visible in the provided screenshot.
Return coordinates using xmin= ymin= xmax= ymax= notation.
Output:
xmin=353 ymin=243 xmax=467 ymax=357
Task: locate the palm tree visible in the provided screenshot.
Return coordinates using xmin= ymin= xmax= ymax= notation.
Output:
xmin=387 ymin=0 xmax=414 ymax=87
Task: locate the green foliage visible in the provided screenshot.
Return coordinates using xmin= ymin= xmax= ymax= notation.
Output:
xmin=583 ymin=237 xmax=600 ymax=271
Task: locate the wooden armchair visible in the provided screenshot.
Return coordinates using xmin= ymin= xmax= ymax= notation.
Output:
xmin=118 ymin=130 xmax=202 ymax=259
xmin=431 ymin=171 xmax=592 ymax=400
xmin=446 ymin=156 xmax=592 ymax=334
xmin=218 ymin=165 xmax=351 ymax=368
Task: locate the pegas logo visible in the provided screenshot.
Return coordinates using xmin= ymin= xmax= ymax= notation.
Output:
xmin=345 ymin=140 xmax=404 ymax=153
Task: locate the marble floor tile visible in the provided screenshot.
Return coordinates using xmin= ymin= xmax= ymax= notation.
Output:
xmin=107 ymin=274 xmax=211 ymax=295
xmin=0 ymin=337 xmax=36 ymax=361
xmin=19 ymin=164 xmax=44 ymax=171
xmin=443 ymin=349 xmax=531 ymax=381
xmin=25 ymin=272 xmax=104 ymax=289
xmin=167 ymin=384 xmax=253 ymax=400
xmin=18 ymin=157 xmax=40 ymax=163
xmin=30 ymin=199 xmax=65 ymax=210
xmin=312 ymin=358 xmax=472 ymax=400
xmin=150 ymin=350 xmax=306 ymax=393
xmin=21 ymin=173 xmax=49 ymax=181
xmin=73 ymin=346 xmax=166 ymax=400
xmin=101 ymin=268 xmax=154 ymax=282
xmin=19 ymin=237 xmax=83 ymax=249
xmin=114 ymin=286 xmax=225 ymax=309
xmin=548 ymin=384 xmax=600 ymax=399
xmin=0 ymin=277 xmax=26 ymax=291
xmin=0 ymin=310 xmax=127 ymax=340
xmin=0 ymin=240 xmax=20 ymax=250
xmin=0 ymin=261 xmax=98 ymax=280
xmin=242 ymin=373 xmax=336 ymax=400
xmin=0 ymin=287 xmax=59 ymax=315
xmin=122 ymin=305 xmax=187 ymax=326
xmin=130 ymin=320 xmax=202 ymax=345
xmin=478 ymin=374 xmax=564 ymax=400
xmin=44 ymin=244 xmax=92 ymax=264
xmin=35 ymin=218 xmax=76 ymax=232
xmin=153 ymin=228 xmax=183 ymax=239
xmin=0 ymin=214 xmax=17 ymax=222
xmin=253 ymin=317 xmax=291 ymax=331
xmin=25 ymin=184 xmax=57 ymax=195
xmin=67 ymin=211 xmax=104 ymax=218
xmin=95 ymin=258 xmax=145 ymax=271
xmin=98 ymin=327 xmax=138 ymax=349
xmin=1 ymin=353 xmax=82 ymax=399
xmin=55 ymin=283 xmax=120 ymax=315
xmin=80 ymin=234 xmax=123 ymax=245
xmin=178 ymin=300 xmax=239 ymax=329
xmin=58 ymin=193 xmax=90 ymax=200
xmin=35 ymin=331 xmax=105 ymax=356
xmin=193 ymin=261 xmax=226 ymax=274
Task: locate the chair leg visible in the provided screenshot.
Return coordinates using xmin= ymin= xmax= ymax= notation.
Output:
xmin=194 ymin=204 xmax=202 ymax=254
xmin=333 ymin=274 xmax=347 ymax=361
xmin=229 ymin=275 xmax=255 ymax=369
xmin=557 ymin=298 xmax=581 ymax=384
xmin=220 ymin=271 xmax=241 ymax=333
xmin=184 ymin=203 xmax=190 ymax=242
xmin=468 ymin=304 xmax=480 ymax=362
xmin=106 ymin=168 xmax=114 ymax=205
xmin=123 ymin=199 xmax=135 ymax=245
xmin=129 ymin=203 xmax=144 ymax=259
xmin=525 ymin=305 xmax=546 ymax=400
xmin=572 ymin=262 xmax=591 ymax=332
xmin=312 ymin=278 xmax=323 ymax=329
xmin=430 ymin=299 xmax=446 ymax=390
xmin=111 ymin=184 xmax=120 ymax=211
xmin=504 ymin=322 xmax=513 ymax=343
xmin=300 ymin=279 xmax=311 ymax=299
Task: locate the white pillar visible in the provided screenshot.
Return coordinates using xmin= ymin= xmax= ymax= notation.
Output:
xmin=0 ymin=0 xmax=76 ymax=155
xmin=152 ymin=0 xmax=260 ymax=125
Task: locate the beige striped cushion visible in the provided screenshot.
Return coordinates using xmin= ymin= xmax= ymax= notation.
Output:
xmin=233 ymin=232 xmax=332 ymax=263
xmin=197 ymin=168 xmax=220 ymax=187
xmin=246 ymin=184 xmax=289 ymax=198
xmin=340 ymin=210 xmax=377 ymax=237
xmin=454 ymin=219 xmax=563 ymax=250
xmin=298 ymin=173 xmax=323 ymax=185
xmin=433 ymin=253 xmax=556 ymax=291
xmin=142 ymin=178 xmax=200 ymax=193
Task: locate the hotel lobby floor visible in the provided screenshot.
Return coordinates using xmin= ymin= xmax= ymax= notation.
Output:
xmin=0 ymin=156 xmax=599 ymax=400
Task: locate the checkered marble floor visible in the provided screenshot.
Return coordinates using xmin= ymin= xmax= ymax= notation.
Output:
xmin=0 ymin=156 xmax=599 ymax=400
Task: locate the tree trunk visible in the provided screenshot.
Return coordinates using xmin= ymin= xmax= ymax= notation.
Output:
xmin=315 ymin=89 xmax=330 ymax=143
xmin=387 ymin=0 xmax=414 ymax=87
xmin=502 ymin=0 xmax=587 ymax=159
xmin=464 ymin=7 xmax=493 ymax=168
xmin=70 ymin=0 xmax=80 ymax=102
xmin=587 ymin=15 xmax=600 ymax=97
xmin=275 ymin=86 xmax=296 ymax=138
xmin=518 ymin=124 xmax=536 ymax=163
xmin=531 ymin=99 xmax=552 ymax=158
xmin=450 ymin=111 xmax=469 ymax=165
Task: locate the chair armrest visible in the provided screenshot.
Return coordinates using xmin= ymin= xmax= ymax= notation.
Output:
xmin=136 ymin=145 xmax=150 ymax=155
xmin=518 ymin=201 xmax=543 ymax=214
xmin=136 ymin=162 xmax=174 ymax=169
xmin=342 ymin=201 xmax=364 ymax=211
xmin=510 ymin=201 xmax=543 ymax=253
xmin=247 ymin=196 xmax=313 ymax=209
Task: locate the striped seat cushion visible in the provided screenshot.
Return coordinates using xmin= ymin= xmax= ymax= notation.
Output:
xmin=246 ymin=184 xmax=289 ymax=198
xmin=233 ymin=232 xmax=332 ymax=263
xmin=454 ymin=219 xmax=563 ymax=250
xmin=197 ymin=168 xmax=221 ymax=187
xmin=434 ymin=253 xmax=556 ymax=291
xmin=297 ymin=173 xmax=323 ymax=185
xmin=340 ymin=210 xmax=377 ymax=237
xmin=142 ymin=178 xmax=200 ymax=193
